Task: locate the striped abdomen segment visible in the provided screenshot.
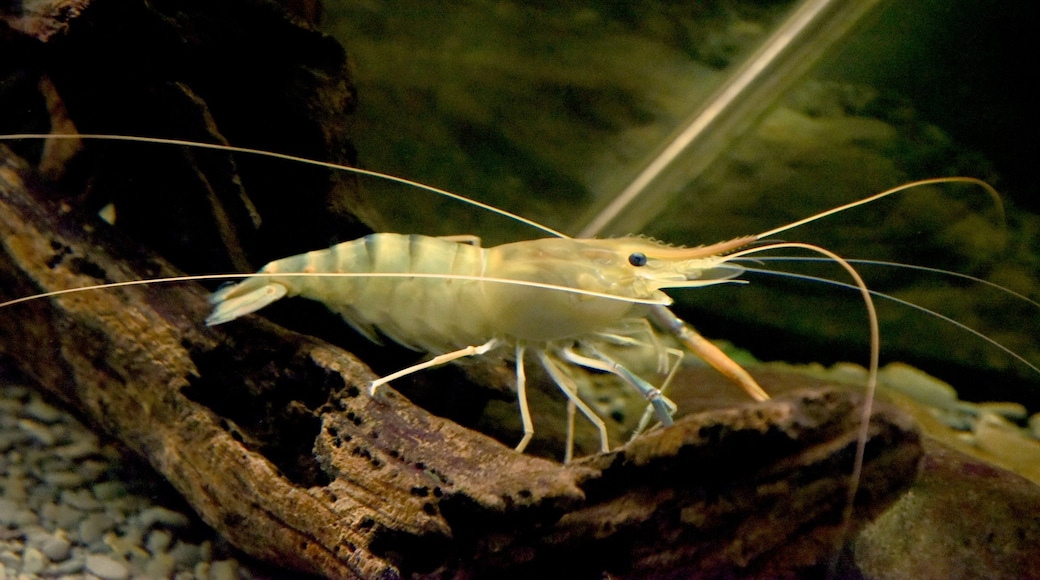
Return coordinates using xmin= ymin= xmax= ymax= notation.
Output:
xmin=263 ymin=234 xmax=490 ymax=353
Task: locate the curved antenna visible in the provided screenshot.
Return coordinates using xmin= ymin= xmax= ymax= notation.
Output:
xmin=745 ymin=256 xmax=1040 ymax=310
xmin=755 ymin=177 xmax=1004 ymax=240
xmin=735 ymin=263 xmax=1040 ymax=377
xmin=729 ymin=241 xmax=878 ymax=535
xmin=0 ymin=133 xmax=570 ymax=239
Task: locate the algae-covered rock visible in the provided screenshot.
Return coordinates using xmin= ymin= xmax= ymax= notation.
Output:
xmin=855 ymin=440 xmax=1040 ymax=580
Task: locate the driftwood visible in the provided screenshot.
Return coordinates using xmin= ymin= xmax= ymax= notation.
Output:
xmin=0 ymin=1 xmax=923 ymax=577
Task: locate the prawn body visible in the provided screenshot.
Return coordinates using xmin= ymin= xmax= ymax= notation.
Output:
xmin=206 ymin=232 xmax=758 ymax=454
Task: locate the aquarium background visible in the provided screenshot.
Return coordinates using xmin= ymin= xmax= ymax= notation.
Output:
xmin=324 ymin=0 xmax=1038 ymax=409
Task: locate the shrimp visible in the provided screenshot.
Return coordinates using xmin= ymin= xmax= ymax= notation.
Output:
xmin=202 ymin=232 xmax=768 ymax=455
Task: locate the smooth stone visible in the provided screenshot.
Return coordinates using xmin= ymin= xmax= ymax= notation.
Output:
xmin=91 ymin=481 xmax=127 ymax=502
xmin=145 ymin=529 xmax=173 ymax=555
xmin=975 ymin=401 xmax=1028 ymax=421
xmin=0 ymin=498 xmax=37 ymax=527
xmin=145 ymin=552 xmax=178 ymax=578
xmin=51 ymin=440 xmax=101 ymax=461
xmin=1 ymin=473 xmax=29 ymax=502
xmin=0 ymin=549 xmax=18 ymax=569
xmin=22 ymin=398 xmax=64 ymax=424
xmin=21 ymin=546 xmax=46 ymax=575
xmin=209 ymin=559 xmax=238 ymax=580
xmin=879 ymin=362 xmax=959 ymax=411
xmin=0 ymin=498 xmax=19 ymax=523
xmin=77 ymin=459 xmax=109 ymax=482
xmin=0 ymin=432 xmax=29 ymax=452
xmin=42 ymin=470 xmax=86 ymax=488
xmin=85 ymin=553 xmax=130 ymax=580
xmin=39 ymin=533 xmax=71 ymax=561
xmin=52 ymin=503 xmax=85 ymax=530
xmin=973 ymin=413 xmax=1040 ymax=482
xmin=139 ymin=506 xmax=191 ymax=529
xmin=48 ymin=552 xmax=85 ymax=574
xmin=61 ymin=488 xmax=103 ymax=511
xmin=168 ymin=541 xmax=202 ymax=568
xmin=77 ymin=513 xmax=115 ymax=545
xmin=17 ymin=419 xmax=57 ymax=446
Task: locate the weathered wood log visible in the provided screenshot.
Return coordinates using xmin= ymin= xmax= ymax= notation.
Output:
xmin=0 ymin=1 xmax=924 ymax=577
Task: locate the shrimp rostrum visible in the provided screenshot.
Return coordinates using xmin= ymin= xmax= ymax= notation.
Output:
xmin=205 ymin=231 xmax=770 ymax=455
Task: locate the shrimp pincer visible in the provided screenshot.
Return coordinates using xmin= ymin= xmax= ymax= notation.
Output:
xmin=205 ymin=231 xmax=763 ymax=454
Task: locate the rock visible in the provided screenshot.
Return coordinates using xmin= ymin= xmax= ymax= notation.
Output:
xmin=39 ymin=532 xmax=72 ymax=561
xmin=138 ymin=507 xmax=191 ymax=529
xmin=85 ymin=553 xmax=130 ymax=580
xmin=855 ymin=439 xmax=1040 ymax=578
xmin=77 ymin=513 xmax=116 ymax=545
xmin=145 ymin=529 xmax=173 ymax=555
xmin=23 ymin=398 xmax=64 ymax=424
xmin=20 ymin=547 xmax=45 ymax=575
xmin=17 ymin=419 xmax=57 ymax=446
xmin=90 ymin=482 xmax=127 ymax=502
xmin=209 ymin=559 xmax=239 ymax=580
xmin=60 ymin=489 xmax=103 ymax=512
xmin=42 ymin=470 xmax=86 ymax=488
xmin=971 ymin=413 xmax=1040 ymax=483
xmin=145 ymin=552 xmax=177 ymax=578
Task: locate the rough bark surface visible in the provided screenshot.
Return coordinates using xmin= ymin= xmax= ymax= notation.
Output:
xmin=0 ymin=1 xmax=923 ymax=578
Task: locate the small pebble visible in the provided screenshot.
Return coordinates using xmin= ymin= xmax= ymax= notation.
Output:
xmin=91 ymin=481 xmax=127 ymax=502
xmin=17 ymin=418 xmax=57 ymax=446
xmin=0 ymin=498 xmax=37 ymax=527
xmin=169 ymin=541 xmax=201 ymax=568
xmin=61 ymin=488 xmax=103 ymax=511
xmin=42 ymin=470 xmax=86 ymax=488
xmin=145 ymin=552 xmax=177 ymax=578
xmin=52 ymin=503 xmax=85 ymax=529
xmin=39 ymin=533 xmax=71 ymax=561
xmin=139 ymin=506 xmax=191 ymax=528
xmin=210 ymin=558 xmax=238 ymax=580
xmin=146 ymin=529 xmax=173 ymax=555
xmin=85 ymin=553 xmax=130 ymax=580
xmin=974 ymin=413 xmax=1040 ymax=469
xmin=52 ymin=439 xmax=101 ymax=461
xmin=879 ymin=362 xmax=959 ymax=411
xmin=20 ymin=546 xmax=45 ymax=575
xmin=49 ymin=552 xmax=85 ymax=574
xmin=974 ymin=401 xmax=1028 ymax=421
xmin=23 ymin=398 xmax=64 ymax=423
xmin=77 ymin=458 xmax=109 ymax=482
xmin=77 ymin=512 xmax=115 ymax=545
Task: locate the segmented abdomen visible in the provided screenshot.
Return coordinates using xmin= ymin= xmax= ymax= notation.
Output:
xmin=264 ymin=233 xmax=490 ymax=353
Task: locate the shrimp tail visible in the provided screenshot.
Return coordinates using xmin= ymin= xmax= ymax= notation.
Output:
xmin=206 ymin=279 xmax=288 ymax=326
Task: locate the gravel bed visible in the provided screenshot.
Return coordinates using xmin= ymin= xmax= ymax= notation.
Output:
xmin=0 ymin=381 xmax=277 ymax=579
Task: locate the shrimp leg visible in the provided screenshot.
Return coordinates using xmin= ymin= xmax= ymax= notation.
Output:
xmin=370 ymin=338 xmax=502 ymax=395
xmin=514 ymin=343 xmax=535 ymax=453
xmin=559 ymin=345 xmax=677 ymax=428
xmin=538 ymin=351 xmax=611 ymax=456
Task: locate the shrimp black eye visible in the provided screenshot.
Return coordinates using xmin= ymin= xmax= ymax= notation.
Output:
xmin=628 ymin=252 xmax=647 ymax=267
